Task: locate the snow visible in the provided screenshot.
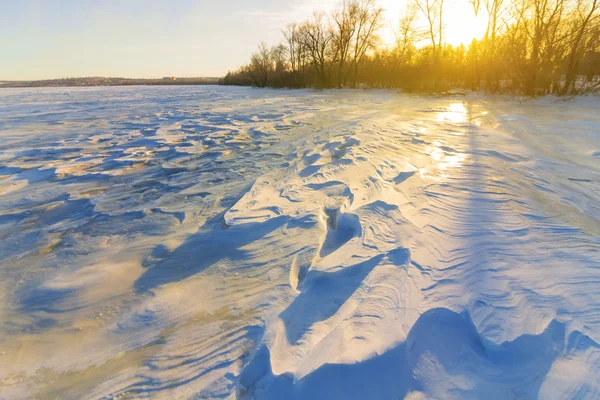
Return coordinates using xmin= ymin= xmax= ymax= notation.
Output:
xmin=0 ymin=86 xmax=599 ymax=399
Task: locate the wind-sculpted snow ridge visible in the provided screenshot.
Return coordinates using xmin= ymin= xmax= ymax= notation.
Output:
xmin=0 ymin=87 xmax=599 ymax=400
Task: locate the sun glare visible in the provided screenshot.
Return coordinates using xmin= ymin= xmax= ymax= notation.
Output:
xmin=444 ymin=4 xmax=489 ymax=46
xmin=437 ymin=102 xmax=468 ymax=123
xmin=379 ymin=0 xmax=489 ymax=48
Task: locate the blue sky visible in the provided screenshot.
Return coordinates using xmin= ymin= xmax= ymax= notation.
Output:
xmin=0 ymin=0 xmax=342 ymax=79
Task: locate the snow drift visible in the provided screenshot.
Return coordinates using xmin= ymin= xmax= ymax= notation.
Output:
xmin=0 ymin=86 xmax=598 ymax=399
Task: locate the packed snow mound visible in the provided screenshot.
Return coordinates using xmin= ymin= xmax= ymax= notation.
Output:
xmin=0 ymin=86 xmax=599 ymax=399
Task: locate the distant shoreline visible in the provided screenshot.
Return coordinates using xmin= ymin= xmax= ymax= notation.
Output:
xmin=0 ymin=77 xmax=221 ymax=88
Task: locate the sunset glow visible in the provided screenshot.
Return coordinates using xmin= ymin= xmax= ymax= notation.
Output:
xmin=379 ymin=0 xmax=490 ymax=47
xmin=443 ymin=2 xmax=489 ymax=46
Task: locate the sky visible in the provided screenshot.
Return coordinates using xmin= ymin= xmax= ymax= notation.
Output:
xmin=0 ymin=0 xmax=486 ymax=80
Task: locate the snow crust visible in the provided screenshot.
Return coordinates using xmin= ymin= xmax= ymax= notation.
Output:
xmin=0 ymin=86 xmax=599 ymax=399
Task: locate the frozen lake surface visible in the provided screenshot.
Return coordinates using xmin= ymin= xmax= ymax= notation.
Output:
xmin=0 ymin=86 xmax=599 ymax=399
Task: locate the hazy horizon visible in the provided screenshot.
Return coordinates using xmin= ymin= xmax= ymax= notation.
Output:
xmin=2 ymin=0 xmax=486 ymax=81
xmin=0 ymin=0 xmax=346 ymax=80
xmin=0 ymin=75 xmax=223 ymax=82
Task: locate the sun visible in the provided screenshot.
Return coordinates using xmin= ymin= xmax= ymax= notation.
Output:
xmin=378 ymin=0 xmax=489 ymax=48
xmin=443 ymin=2 xmax=489 ymax=46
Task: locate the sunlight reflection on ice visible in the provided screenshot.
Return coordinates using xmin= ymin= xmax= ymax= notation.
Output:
xmin=3 ymin=87 xmax=599 ymax=399
xmin=421 ymin=136 xmax=467 ymax=180
xmin=439 ymin=153 xmax=466 ymax=171
xmin=437 ymin=102 xmax=468 ymax=123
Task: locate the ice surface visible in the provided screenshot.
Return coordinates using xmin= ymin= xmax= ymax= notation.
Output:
xmin=0 ymin=86 xmax=599 ymax=399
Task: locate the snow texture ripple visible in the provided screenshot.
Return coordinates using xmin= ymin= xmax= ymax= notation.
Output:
xmin=0 ymin=86 xmax=599 ymax=399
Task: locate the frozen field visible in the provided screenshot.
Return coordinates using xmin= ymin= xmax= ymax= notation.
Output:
xmin=0 ymin=86 xmax=599 ymax=399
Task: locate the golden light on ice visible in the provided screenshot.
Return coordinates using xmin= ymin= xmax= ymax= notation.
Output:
xmin=437 ymin=102 xmax=468 ymax=123
xmin=431 ymin=146 xmax=445 ymax=161
xmin=424 ymin=139 xmax=467 ymax=181
xmin=439 ymin=153 xmax=466 ymax=170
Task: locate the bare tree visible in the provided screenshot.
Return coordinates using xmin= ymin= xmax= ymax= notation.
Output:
xmin=223 ymin=0 xmax=600 ymax=95
xmin=439 ymin=0 xmax=445 ymax=50
xmin=517 ymin=0 xmax=568 ymax=94
xmin=396 ymin=3 xmax=423 ymax=62
xmin=350 ymin=0 xmax=384 ymax=85
xmin=414 ymin=0 xmax=444 ymax=57
xmin=244 ymin=42 xmax=272 ymax=87
xmin=332 ymin=2 xmax=359 ymax=87
xmin=283 ymin=23 xmax=299 ymax=73
xmin=478 ymin=0 xmax=507 ymax=89
xmin=561 ymin=0 xmax=600 ymax=94
xmin=299 ymin=12 xmax=336 ymax=86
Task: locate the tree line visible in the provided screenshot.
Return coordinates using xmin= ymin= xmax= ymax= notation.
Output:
xmin=220 ymin=0 xmax=600 ymax=96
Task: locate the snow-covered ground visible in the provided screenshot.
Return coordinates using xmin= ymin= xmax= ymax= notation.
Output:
xmin=0 ymin=86 xmax=599 ymax=399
